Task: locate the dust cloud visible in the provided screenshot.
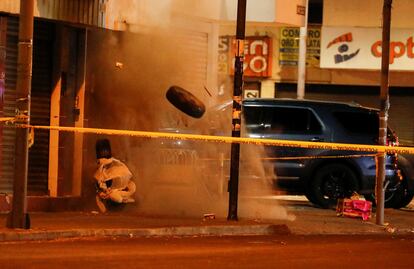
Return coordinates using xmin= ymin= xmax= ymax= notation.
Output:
xmin=85 ymin=4 xmax=294 ymax=222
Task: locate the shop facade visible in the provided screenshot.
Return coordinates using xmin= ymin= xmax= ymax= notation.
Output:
xmin=0 ymin=0 xmax=227 ymax=201
xmin=218 ymin=0 xmax=414 ymax=144
xmin=0 ymin=16 xmax=90 ymax=196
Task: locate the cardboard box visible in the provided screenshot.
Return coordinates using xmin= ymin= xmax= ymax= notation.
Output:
xmin=337 ymin=198 xmax=372 ymax=221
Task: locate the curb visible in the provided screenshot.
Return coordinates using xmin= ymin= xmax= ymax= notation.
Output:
xmin=0 ymin=224 xmax=290 ymax=242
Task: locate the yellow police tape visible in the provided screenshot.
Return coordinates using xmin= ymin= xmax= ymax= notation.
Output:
xmin=8 ymin=123 xmax=413 ymax=155
xmin=200 ymin=154 xmax=380 ymax=162
xmin=0 ymin=117 xmax=16 ymax=123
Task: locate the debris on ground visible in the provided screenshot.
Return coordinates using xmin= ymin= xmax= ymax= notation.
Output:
xmin=383 ymin=222 xmax=396 ymax=233
xmin=115 ymin=62 xmax=123 ymax=69
xmin=203 ymin=213 xmax=216 ymax=221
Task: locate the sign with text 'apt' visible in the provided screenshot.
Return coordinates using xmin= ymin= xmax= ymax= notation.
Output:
xmin=321 ymin=26 xmax=414 ymax=71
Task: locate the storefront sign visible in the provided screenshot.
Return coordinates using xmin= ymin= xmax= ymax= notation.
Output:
xmin=321 ymin=26 xmax=414 ymax=71
xmin=218 ymin=36 xmax=230 ymax=75
xmin=279 ymin=26 xmax=321 ymax=66
xmin=243 ymin=81 xmax=261 ymax=99
xmin=244 ymin=89 xmax=260 ymax=99
xmin=220 ymin=36 xmax=272 ymax=77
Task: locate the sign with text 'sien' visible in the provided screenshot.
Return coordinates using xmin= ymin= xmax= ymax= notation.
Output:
xmin=219 ymin=36 xmax=272 ymax=77
xmin=279 ymin=26 xmax=321 ymax=66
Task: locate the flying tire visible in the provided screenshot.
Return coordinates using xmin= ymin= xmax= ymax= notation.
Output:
xmin=166 ymin=85 xmax=206 ymax=118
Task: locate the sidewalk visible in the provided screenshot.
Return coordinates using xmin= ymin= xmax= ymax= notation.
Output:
xmin=0 ymin=199 xmax=413 ymax=242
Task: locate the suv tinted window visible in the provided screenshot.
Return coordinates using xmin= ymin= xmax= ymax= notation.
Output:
xmin=269 ymin=107 xmax=321 ymax=133
xmin=333 ymin=111 xmax=378 ymax=135
xmin=244 ymin=106 xmax=266 ymax=131
xmin=244 ymin=106 xmax=322 ymax=134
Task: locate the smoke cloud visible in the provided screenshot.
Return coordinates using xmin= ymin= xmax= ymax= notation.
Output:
xmin=85 ymin=4 xmax=294 ymax=221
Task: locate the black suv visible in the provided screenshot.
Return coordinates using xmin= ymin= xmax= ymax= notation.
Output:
xmin=242 ymin=98 xmax=414 ymax=208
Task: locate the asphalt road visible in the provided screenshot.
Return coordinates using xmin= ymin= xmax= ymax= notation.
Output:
xmin=1 ymin=235 xmax=413 ymax=269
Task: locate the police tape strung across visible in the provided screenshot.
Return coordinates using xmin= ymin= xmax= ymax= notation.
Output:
xmin=3 ymin=121 xmax=413 ymax=155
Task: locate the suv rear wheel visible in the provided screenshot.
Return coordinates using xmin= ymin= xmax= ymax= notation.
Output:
xmin=394 ymin=170 xmax=414 ymax=208
xmin=364 ymin=173 xmax=414 ymax=209
xmin=307 ymin=163 xmax=359 ymax=208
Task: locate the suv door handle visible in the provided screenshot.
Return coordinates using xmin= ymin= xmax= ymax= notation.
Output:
xmin=310 ymin=137 xmax=324 ymax=142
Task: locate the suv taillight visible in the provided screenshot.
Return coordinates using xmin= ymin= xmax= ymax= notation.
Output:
xmin=387 ymin=138 xmax=399 ymax=146
xmin=387 ymin=130 xmax=399 ymax=147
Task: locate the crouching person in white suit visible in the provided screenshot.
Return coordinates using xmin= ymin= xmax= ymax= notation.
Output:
xmin=94 ymin=139 xmax=136 ymax=213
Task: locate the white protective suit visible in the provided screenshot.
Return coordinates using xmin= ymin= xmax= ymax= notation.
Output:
xmin=94 ymin=157 xmax=136 ymax=204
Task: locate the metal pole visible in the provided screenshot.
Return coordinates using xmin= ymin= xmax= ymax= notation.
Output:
xmin=297 ymin=0 xmax=309 ymax=99
xmin=227 ymin=0 xmax=246 ymax=221
xmin=376 ymin=0 xmax=392 ymax=226
xmin=7 ymin=0 xmax=34 ymax=229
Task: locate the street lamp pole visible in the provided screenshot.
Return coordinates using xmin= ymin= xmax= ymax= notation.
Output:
xmin=376 ymin=0 xmax=392 ymax=226
xmin=297 ymin=0 xmax=309 ymax=100
xmin=7 ymin=0 xmax=34 ymax=229
xmin=228 ymin=0 xmax=247 ymax=221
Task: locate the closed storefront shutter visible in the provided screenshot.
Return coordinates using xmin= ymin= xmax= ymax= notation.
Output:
xmin=1 ymin=15 xmax=18 ymax=193
xmin=1 ymin=16 xmax=53 ymax=194
xmin=174 ymin=29 xmax=209 ymax=94
xmin=384 ymin=93 xmax=414 ymax=146
xmin=275 ymin=83 xmax=414 ymax=145
xmin=29 ymin=19 xmax=53 ymax=194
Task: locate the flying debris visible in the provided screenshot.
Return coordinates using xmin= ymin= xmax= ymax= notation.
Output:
xmin=166 ymin=85 xmax=206 ymax=118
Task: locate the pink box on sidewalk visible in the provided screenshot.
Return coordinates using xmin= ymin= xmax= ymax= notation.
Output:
xmin=351 ymin=199 xmax=372 ymax=212
xmin=336 ymin=198 xmax=372 ymax=221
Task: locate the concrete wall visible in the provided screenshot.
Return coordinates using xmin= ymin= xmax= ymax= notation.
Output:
xmin=104 ymin=0 xmax=222 ymax=31
xmin=324 ymin=0 xmax=414 ymax=28
xmin=220 ymin=0 xmax=305 ymax=26
xmin=0 ymin=0 xmax=105 ymax=28
xmin=104 ymin=0 xmax=305 ymax=31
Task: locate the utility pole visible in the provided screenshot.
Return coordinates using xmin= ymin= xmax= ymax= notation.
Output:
xmin=376 ymin=0 xmax=392 ymax=226
xmin=7 ymin=0 xmax=34 ymax=229
xmin=228 ymin=0 xmax=246 ymax=221
xmin=297 ymin=0 xmax=309 ymax=99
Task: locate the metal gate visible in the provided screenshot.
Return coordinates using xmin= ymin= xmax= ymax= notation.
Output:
xmin=1 ymin=16 xmax=53 ymax=194
xmin=174 ymin=29 xmax=209 ymax=94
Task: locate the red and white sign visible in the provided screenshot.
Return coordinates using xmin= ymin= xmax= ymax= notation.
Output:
xmin=227 ymin=36 xmax=273 ymax=77
xmin=321 ymin=26 xmax=414 ymax=71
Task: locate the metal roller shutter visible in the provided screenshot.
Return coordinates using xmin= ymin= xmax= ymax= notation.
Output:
xmin=29 ymin=19 xmax=53 ymax=194
xmin=1 ymin=15 xmax=18 ymax=193
xmin=1 ymin=16 xmax=53 ymax=194
xmin=174 ymin=29 xmax=209 ymax=93
xmin=0 ymin=17 xmax=8 ymax=193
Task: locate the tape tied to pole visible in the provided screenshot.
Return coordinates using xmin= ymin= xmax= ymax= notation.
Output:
xmin=1 ymin=116 xmax=414 ymax=155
